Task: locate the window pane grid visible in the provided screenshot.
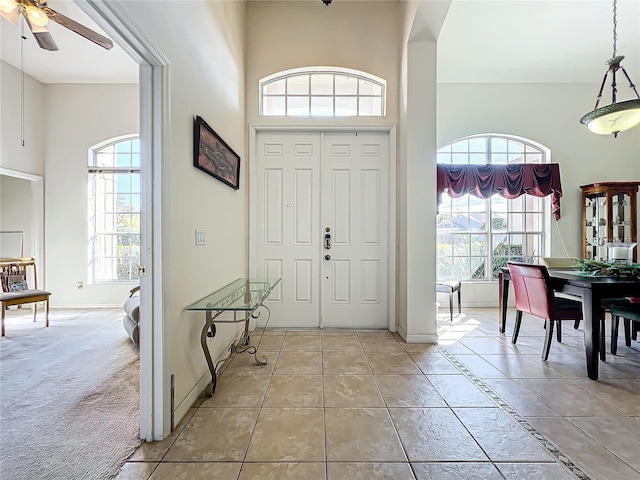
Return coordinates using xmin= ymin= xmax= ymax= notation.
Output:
xmin=89 ymin=137 xmax=140 ymax=283
xmin=261 ymin=70 xmax=385 ymax=117
xmin=264 ymin=93 xmax=382 ymax=98
xmin=437 ymin=135 xmax=548 ymax=281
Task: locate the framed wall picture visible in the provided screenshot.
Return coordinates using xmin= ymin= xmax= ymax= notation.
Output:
xmin=193 ymin=115 xmax=241 ymax=190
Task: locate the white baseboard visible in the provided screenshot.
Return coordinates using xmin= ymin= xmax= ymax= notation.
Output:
xmin=173 ymin=372 xmax=211 ymax=430
xmin=395 ymin=324 xmax=407 ymax=341
xmin=405 ymin=334 xmax=439 ymax=343
xmin=395 ymin=324 xmax=438 ymax=344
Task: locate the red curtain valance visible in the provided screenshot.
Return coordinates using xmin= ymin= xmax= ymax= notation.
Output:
xmin=436 ymin=163 xmax=563 ymax=220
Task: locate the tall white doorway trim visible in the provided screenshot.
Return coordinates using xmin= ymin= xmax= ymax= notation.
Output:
xmin=0 ymin=168 xmax=44 ymax=283
xmin=249 ymin=126 xmax=397 ymax=332
xmin=79 ymin=0 xmax=170 ymax=441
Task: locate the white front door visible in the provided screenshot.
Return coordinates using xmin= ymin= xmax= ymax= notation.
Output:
xmin=253 ymin=130 xmax=389 ymax=329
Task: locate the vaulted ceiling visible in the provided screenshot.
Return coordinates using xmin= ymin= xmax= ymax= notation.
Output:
xmin=1 ymin=0 xmax=638 ymax=86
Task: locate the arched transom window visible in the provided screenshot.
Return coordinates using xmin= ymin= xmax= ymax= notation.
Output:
xmin=260 ymin=67 xmax=386 ymax=117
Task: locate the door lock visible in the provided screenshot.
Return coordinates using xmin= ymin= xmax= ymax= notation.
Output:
xmin=324 ymin=233 xmax=332 ymax=249
xmin=325 ymin=255 xmax=331 ymax=261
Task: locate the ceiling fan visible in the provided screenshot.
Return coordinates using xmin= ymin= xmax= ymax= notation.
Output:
xmin=0 ymin=0 xmax=113 ymax=51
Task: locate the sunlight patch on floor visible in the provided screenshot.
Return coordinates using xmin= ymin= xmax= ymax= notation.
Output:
xmin=436 ymin=313 xmax=484 ymax=344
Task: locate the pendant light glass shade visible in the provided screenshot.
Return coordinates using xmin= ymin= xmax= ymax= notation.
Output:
xmin=581 ymin=99 xmax=640 ymax=135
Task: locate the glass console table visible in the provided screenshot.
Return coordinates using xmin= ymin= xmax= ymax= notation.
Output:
xmin=186 ymin=278 xmax=281 ymax=396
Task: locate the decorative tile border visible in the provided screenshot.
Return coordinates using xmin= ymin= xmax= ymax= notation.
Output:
xmin=437 ymin=345 xmax=592 ymax=480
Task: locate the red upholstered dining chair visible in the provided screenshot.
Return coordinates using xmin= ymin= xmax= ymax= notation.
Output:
xmin=507 ymin=262 xmax=584 ymax=360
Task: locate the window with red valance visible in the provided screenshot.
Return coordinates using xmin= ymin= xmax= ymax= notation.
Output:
xmin=436 ymin=135 xmax=556 ymax=281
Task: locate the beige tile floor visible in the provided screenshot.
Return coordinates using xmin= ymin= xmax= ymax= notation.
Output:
xmin=116 ymin=308 xmax=640 ymax=480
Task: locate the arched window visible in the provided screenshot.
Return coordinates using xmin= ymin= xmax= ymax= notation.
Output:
xmin=88 ymin=135 xmax=140 ymax=283
xmin=260 ymin=67 xmax=386 ymax=117
xmin=436 ymin=134 xmax=550 ymax=281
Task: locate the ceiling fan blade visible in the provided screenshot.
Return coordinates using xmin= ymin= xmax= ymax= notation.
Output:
xmin=23 ymin=13 xmax=58 ymax=51
xmin=46 ymin=9 xmax=113 ymax=50
xmin=31 ymin=30 xmax=57 ymax=50
xmin=1 ymin=9 xmax=20 ymax=25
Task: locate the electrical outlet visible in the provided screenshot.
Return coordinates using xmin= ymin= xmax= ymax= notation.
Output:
xmin=195 ymin=229 xmax=206 ymax=246
xmin=76 ymin=281 xmax=84 ymax=289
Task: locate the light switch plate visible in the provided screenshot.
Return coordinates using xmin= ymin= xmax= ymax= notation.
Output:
xmin=195 ymin=229 xmax=206 ymax=246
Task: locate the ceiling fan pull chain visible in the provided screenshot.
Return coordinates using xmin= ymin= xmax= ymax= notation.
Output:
xmin=20 ymin=18 xmax=25 ymax=147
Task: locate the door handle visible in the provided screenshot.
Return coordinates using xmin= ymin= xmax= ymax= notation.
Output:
xmin=324 ymin=233 xmax=332 ymax=250
xmin=325 ymin=255 xmax=331 ymax=261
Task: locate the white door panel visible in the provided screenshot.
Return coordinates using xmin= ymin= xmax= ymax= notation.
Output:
xmin=321 ymin=132 xmax=389 ymax=329
xmin=254 ymin=132 xmax=320 ymax=328
xmin=254 ymin=131 xmax=389 ymax=329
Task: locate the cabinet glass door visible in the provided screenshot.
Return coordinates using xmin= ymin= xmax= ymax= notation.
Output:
xmin=585 ymin=193 xmax=607 ymax=260
xmin=612 ymin=192 xmax=633 ymax=243
xmin=581 ymin=182 xmax=639 ymax=263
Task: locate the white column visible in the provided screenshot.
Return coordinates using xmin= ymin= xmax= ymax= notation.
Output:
xmin=403 ymin=39 xmax=438 ymax=343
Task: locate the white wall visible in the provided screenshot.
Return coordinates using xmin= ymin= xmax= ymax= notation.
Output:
xmin=44 ymin=83 xmax=139 ymax=307
xmin=0 ymin=175 xmax=33 ymax=256
xmin=245 ymin=1 xmax=401 ymax=126
xmin=1 ymin=62 xmax=46 ymax=280
xmin=118 ymin=0 xmax=246 ymax=426
xmin=0 ymin=61 xmax=46 ymax=176
xmin=437 ymin=82 xmax=640 ymax=306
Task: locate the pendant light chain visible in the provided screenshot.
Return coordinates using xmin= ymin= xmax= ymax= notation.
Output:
xmin=612 ymin=0 xmax=617 ymax=57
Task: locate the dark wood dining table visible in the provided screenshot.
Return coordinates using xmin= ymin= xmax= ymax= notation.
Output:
xmin=498 ymin=268 xmax=640 ymax=380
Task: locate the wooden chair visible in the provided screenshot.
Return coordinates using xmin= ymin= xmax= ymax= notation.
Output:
xmin=0 ymin=257 xmax=51 ymax=336
xmin=507 ymin=262 xmax=584 ymax=360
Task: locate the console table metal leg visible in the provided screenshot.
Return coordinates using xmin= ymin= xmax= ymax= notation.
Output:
xmin=201 ymin=310 xmax=219 ymax=397
xmin=250 ymin=304 xmax=272 ymax=366
xmin=243 ymin=313 xmax=251 ymax=345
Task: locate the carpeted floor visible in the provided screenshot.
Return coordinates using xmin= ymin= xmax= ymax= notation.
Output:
xmin=0 ymin=308 xmax=141 ymax=480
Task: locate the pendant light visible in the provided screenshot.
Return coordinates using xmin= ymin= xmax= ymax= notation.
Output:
xmin=579 ymin=0 xmax=640 ymax=137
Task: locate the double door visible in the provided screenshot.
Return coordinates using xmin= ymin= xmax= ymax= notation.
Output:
xmin=253 ymin=131 xmax=390 ymax=329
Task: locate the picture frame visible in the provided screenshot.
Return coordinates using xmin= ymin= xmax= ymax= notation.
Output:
xmin=193 ymin=115 xmax=241 ymax=190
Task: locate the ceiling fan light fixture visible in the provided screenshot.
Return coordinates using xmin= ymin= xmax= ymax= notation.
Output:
xmin=25 ymin=3 xmax=48 ymax=26
xmin=0 ymin=0 xmax=112 ymax=50
xmin=581 ymin=0 xmax=640 ymax=137
xmin=0 ymin=0 xmax=17 ymax=14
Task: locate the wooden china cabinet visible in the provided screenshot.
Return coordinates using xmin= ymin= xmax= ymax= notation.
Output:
xmin=581 ymin=182 xmax=639 ymax=262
